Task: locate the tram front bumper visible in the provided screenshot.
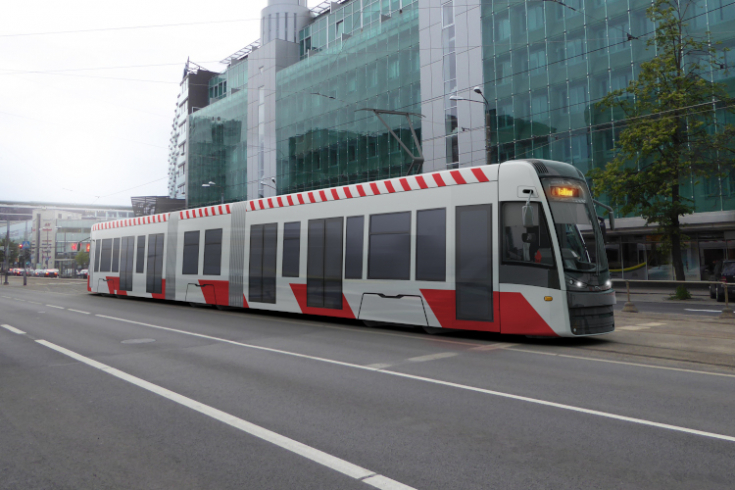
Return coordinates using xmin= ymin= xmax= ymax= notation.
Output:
xmin=567 ymin=289 xmax=616 ymax=335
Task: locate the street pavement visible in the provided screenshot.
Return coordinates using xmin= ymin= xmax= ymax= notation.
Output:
xmin=1 ymin=278 xmax=734 ymax=489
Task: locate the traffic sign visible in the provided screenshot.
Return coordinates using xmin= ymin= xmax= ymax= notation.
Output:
xmin=22 ymin=241 xmax=31 ymax=249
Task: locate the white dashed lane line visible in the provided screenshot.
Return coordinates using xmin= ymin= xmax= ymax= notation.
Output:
xmin=46 ymin=305 xmax=65 ymax=309
xmin=67 ymin=309 xmax=91 ymax=315
xmin=1 ymin=324 xmax=26 ymax=335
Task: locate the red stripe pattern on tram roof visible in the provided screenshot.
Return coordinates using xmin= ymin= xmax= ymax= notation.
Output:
xmin=92 ymin=167 xmax=494 ymax=231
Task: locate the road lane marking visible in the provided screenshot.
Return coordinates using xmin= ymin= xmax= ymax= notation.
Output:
xmin=618 ymin=326 xmax=651 ymax=331
xmin=27 ymin=301 xmax=42 ymax=304
xmin=685 ymin=309 xmax=722 ymax=313
xmin=68 ymin=309 xmax=90 ymax=315
xmin=365 ymin=362 xmax=394 ymax=370
xmin=1 ymin=324 xmax=26 ymax=335
xmin=46 ymin=304 xmax=64 ymax=309
xmin=406 ymin=352 xmax=458 ymax=363
xmin=95 ymin=314 xmax=735 ymax=443
xmin=35 ymin=339 xmax=417 ymax=490
xmin=637 ymin=322 xmax=665 ymax=327
xmin=470 ymin=343 xmax=519 ymax=351
xmin=509 ymin=348 xmax=735 ymax=378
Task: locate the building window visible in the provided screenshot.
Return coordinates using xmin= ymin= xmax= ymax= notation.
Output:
xmin=528 ymin=6 xmax=544 ymax=31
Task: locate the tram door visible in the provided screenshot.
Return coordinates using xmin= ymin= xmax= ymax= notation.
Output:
xmin=455 ymin=205 xmax=493 ymax=322
xmin=307 ymin=217 xmax=344 ymax=309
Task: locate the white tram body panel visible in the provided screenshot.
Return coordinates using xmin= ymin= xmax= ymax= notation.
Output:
xmin=88 ymin=160 xmax=615 ymax=337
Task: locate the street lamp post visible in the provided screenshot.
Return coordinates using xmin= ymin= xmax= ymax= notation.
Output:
xmin=450 ymin=86 xmax=491 ymax=166
xmin=202 ymin=181 xmax=224 ymax=204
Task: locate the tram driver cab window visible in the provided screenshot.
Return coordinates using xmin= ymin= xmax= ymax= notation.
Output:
xmin=502 ymin=202 xmax=554 ymax=267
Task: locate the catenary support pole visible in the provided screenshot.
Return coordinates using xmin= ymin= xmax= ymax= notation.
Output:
xmin=721 ymin=280 xmax=734 ymax=319
xmin=622 ymin=280 xmax=638 ymax=313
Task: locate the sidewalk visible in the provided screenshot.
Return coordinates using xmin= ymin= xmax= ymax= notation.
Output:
xmin=572 ymin=309 xmax=735 ymax=371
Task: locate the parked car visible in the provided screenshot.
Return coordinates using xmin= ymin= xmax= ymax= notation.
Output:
xmin=715 ymin=261 xmax=735 ymax=302
xmin=78 ymin=269 xmax=89 ymax=278
xmin=710 ymin=260 xmax=735 ymax=299
xmin=44 ymin=269 xmax=59 ymax=277
xmin=34 ymin=269 xmax=45 ymax=277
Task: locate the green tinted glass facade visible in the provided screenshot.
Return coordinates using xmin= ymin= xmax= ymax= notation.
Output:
xmin=276 ymin=2 xmax=421 ymax=195
xmin=188 ymin=61 xmax=249 ymax=208
xmin=480 ymin=0 xmax=735 ymax=212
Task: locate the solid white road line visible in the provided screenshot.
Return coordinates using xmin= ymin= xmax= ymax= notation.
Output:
xmin=510 ymin=348 xmax=735 ymax=379
xmin=618 ymin=326 xmax=651 ymax=331
xmin=35 ymin=339 xmax=417 ymax=490
xmin=95 ymin=314 xmax=735 ymax=443
xmin=46 ymin=304 xmax=64 ymax=309
xmin=685 ymin=309 xmax=722 ymax=313
xmin=1 ymin=324 xmax=26 ymax=335
xmin=67 ymin=309 xmax=90 ymax=315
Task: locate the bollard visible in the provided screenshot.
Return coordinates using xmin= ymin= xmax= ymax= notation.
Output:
xmin=622 ymin=279 xmax=639 ymax=313
xmin=720 ymin=281 xmax=734 ymax=319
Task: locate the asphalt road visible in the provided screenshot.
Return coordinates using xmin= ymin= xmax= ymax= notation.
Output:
xmin=2 ymin=284 xmax=734 ymax=489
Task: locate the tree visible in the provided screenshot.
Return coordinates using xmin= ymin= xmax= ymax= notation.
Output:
xmin=75 ymin=251 xmax=89 ymax=269
xmin=589 ymin=0 xmax=735 ymax=280
xmin=0 ymin=238 xmax=19 ymax=266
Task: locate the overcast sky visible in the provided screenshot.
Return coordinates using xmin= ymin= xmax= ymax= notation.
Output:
xmin=0 ymin=0 xmax=282 ymax=207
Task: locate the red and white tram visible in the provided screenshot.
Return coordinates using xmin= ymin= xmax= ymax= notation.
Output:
xmin=88 ymin=159 xmax=615 ymax=337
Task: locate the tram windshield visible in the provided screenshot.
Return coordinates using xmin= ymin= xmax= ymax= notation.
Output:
xmin=542 ymin=178 xmax=609 ymax=275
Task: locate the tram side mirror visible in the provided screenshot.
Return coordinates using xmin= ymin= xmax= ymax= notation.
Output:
xmin=522 ymin=204 xmax=535 ymax=228
xmin=598 ymin=217 xmax=608 ymax=242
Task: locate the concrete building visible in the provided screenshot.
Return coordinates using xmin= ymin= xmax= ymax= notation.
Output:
xmin=1 ymin=201 xmax=133 ymax=274
xmin=167 ymin=61 xmax=219 ymax=200
xmin=177 ymin=0 xmax=735 ymax=282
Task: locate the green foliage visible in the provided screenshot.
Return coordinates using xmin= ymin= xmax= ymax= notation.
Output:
xmin=75 ymin=251 xmax=89 ymax=268
xmin=0 ymin=238 xmax=19 ymax=265
xmin=589 ymin=0 xmax=735 ymax=280
xmin=671 ymin=285 xmax=692 ymax=300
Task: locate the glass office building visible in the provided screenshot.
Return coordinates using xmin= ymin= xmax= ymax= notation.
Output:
xmin=276 ymin=2 xmax=421 ymax=194
xmin=479 ymin=0 xmax=735 ymax=281
xmin=183 ymin=0 xmax=735 ymax=281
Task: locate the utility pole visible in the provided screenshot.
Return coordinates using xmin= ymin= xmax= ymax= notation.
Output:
xmin=3 ymin=220 xmax=9 ymax=285
xmin=450 ymin=86 xmax=491 ymax=166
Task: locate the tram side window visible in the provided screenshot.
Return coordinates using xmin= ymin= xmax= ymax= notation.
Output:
xmin=94 ymin=240 xmax=102 ymax=272
xmin=119 ymin=236 xmax=134 ymax=291
xmin=136 ymin=236 xmax=146 ymax=273
xmin=182 ymin=230 xmax=200 ymax=275
xmin=146 ymin=233 xmax=165 ymax=294
xmin=111 ymin=238 xmax=121 ymax=272
xmin=282 ymin=222 xmax=300 ymax=278
xmin=416 ymin=208 xmax=446 ymax=281
xmin=249 ymin=223 xmax=277 ymax=303
xmin=203 ymin=229 xmax=223 ymax=275
xmin=345 ymin=216 xmax=364 ymax=279
xmin=99 ymin=238 xmax=113 ymax=272
xmin=368 ymin=212 xmax=411 ymax=280
xmin=501 ymin=202 xmax=555 ymax=267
